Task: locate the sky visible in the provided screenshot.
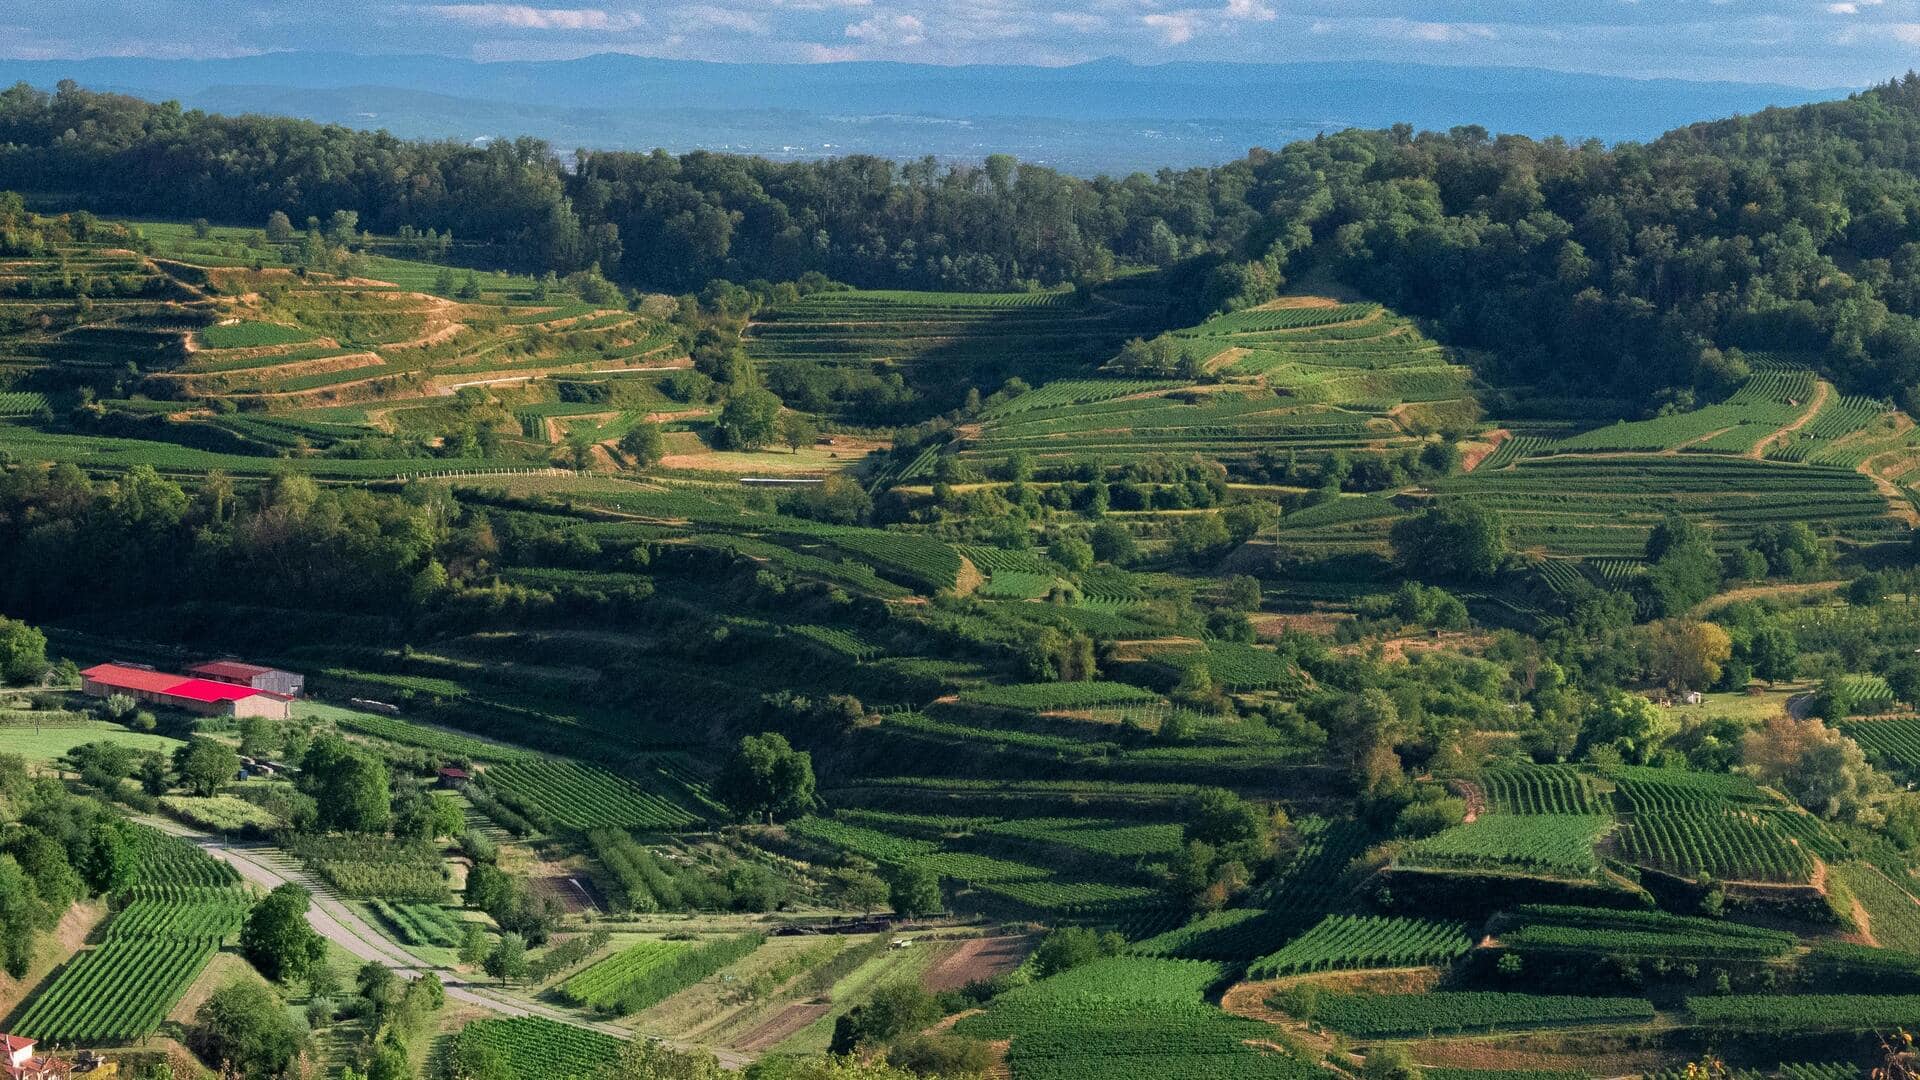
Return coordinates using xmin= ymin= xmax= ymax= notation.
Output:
xmin=4 ymin=1 xmax=1920 ymax=87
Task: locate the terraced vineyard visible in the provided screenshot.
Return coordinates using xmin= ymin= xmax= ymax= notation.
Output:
xmin=956 ymin=958 xmax=1309 ymax=1080
xmin=561 ymin=934 xmax=762 ymax=1015
xmin=1308 ymin=991 xmax=1655 ymax=1037
xmin=1615 ymin=809 xmax=1813 ymax=883
xmin=13 ymin=937 xmax=221 ymax=1042
xmin=481 ymin=759 xmax=703 ymax=831
xmin=1246 ymin=915 xmax=1471 ymax=977
xmin=1479 ymin=765 xmax=1598 ymax=814
xmin=1400 ymin=815 xmax=1611 ymax=877
xmin=16 ymin=827 xmax=247 ymax=1044
xmin=745 ymin=287 xmax=1161 ymax=391
xmin=1494 ymin=904 xmax=1796 ymax=959
xmin=1548 ymin=370 xmax=1814 ymax=454
xmin=446 ymin=1018 xmax=624 ymax=1080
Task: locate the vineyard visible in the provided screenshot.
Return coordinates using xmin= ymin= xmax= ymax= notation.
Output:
xmin=561 ymin=934 xmax=762 ymax=1014
xmin=958 ymin=681 xmax=1159 ymax=710
xmin=0 ymin=391 xmax=46 ymax=416
xmin=1839 ymin=716 xmax=1920 ymax=775
xmin=13 ymin=937 xmax=220 ymax=1043
xmin=445 ymin=1018 xmax=624 ymax=1080
xmin=1686 ymin=994 xmax=1920 ymax=1030
xmin=1493 ymin=905 xmax=1796 ymax=959
xmin=16 ymin=828 xmax=245 ymax=1044
xmin=1479 ymin=765 xmax=1598 ymax=814
xmin=1400 ymin=815 xmax=1611 ymax=877
xmin=1303 ymin=991 xmax=1655 ymax=1037
xmin=1614 ymin=810 xmax=1813 ymax=883
xmin=956 ymin=958 xmax=1310 ymax=1080
xmin=286 ymin=834 xmax=450 ymax=901
xmin=369 ymin=899 xmax=466 ymax=947
xmin=480 ymin=759 xmax=702 ymax=831
xmin=1246 ymin=916 xmax=1471 ymax=978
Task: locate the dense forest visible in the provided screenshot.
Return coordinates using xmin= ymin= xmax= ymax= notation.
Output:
xmin=14 ymin=77 xmax=1920 ymax=402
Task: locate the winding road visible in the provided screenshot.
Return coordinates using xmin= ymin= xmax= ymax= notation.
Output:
xmin=142 ymin=818 xmax=753 ymax=1070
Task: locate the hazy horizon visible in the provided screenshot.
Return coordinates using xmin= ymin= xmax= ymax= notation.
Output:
xmin=8 ymin=2 xmax=1920 ymax=88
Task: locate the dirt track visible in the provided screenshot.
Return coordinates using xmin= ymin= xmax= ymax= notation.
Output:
xmin=142 ymin=817 xmax=753 ymax=1069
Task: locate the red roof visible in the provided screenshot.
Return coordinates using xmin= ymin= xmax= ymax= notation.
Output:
xmin=437 ymin=767 xmax=471 ymax=779
xmin=81 ymin=664 xmax=264 ymax=703
xmin=0 ymin=1035 xmax=32 ymax=1054
xmin=189 ymin=660 xmax=275 ymax=680
xmin=163 ymin=678 xmax=263 ymax=703
xmin=81 ymin=664 xmax=189 ymax=694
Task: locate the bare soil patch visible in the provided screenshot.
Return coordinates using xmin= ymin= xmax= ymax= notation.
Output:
xmin=1459 ymin=429 xmax=1510 ymax=473
xmin=533 ymin=874 xmax=607 ymax=914
xmin=735 ymin=1003 xmax=832 ymax=1054
xmin=922 ymin=935 xmax=1030 ymax=993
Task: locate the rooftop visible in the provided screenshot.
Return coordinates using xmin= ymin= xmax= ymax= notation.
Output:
xmin=188 ymin=660 xmax=278 ymax=680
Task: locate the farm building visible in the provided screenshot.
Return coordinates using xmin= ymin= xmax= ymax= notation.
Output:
xmin=436 ymin=766 xmax=471 ymax=789
xmin=80 ymin=663 xmax=290 ymax=720
xmin=187 ymin=659 xmax=303 ymax=698
xmin=0 ymin=1034 xmax=67 ymax=1080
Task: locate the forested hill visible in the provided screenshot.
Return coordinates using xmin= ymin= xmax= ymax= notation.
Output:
xmin=13 ymin=77 xmax=1920 ymax=406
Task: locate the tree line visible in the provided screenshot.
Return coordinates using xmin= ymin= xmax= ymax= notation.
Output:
xmin=18 ymin=77 xmax=1920 ymax=405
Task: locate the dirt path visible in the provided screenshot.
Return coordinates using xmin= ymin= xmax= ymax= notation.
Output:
xmin=142 ymin=818 xmax=752 ymax=1069
xmin=1688 ymin=579 xmax=1844 ymax=617
xmin=1750 ymin=379 xmax=1830 ymax=459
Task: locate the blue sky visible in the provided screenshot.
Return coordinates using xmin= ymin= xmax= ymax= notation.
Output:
xmin=5 ymin=1 xmax=1919 ymax=86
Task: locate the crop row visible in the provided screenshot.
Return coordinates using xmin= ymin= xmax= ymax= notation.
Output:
xmin=1479 ymin=765 xmax=1597 ymax=814
xmin=1687 ymin=994 xmax=1920 ymax=1030
xmin=958 ymin=681 xmax=1158 ymax=710
xmin=1247 ymin=915 xmax=1471 ymax=978
xmin=369 ymin=899 xmax=466 ymax=947
xmin=1615 ymin=810 xmax=1812 ymax=883
xmin=1840 ymin=717 xmax=1920 ymax=774
xmin=1301 ymin=991 xmax=1655 ymax=1037
xmin=1401 ymin=815 xmax=1610 ymax=877
xmin=287 ymin=834 xmax=450 ymax=902
xmin=15 ymin=937 xmax=219 ymax=1043
xmin=482 ymin=759 xmax=700 ymax=831
xmin=446 ymin=1018 xmax=624 ymax=1080
xmin=107 ymin=897 xmax=248 ymax=940
xmin=561 ymin=933 xmax=762 ymax=1015
xmin=0 ymin=391 xmax=47 ymax=416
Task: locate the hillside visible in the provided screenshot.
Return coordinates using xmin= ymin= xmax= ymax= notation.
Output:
xmin=9 ymin=83 xmax=1920 ymax=1080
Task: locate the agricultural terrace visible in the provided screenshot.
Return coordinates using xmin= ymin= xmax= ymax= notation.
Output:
xmin=14 ymin=827 xmax=247 ymax=1045
xmin=11 ymin=196 xmax=1920 ymax=1080
xmin=744 ymin=286 xmax=1164 ymax=389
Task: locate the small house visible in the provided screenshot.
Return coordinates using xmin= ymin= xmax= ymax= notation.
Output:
xmin=436 ymin=767 xmax=471 ymax=789
xmin=1680 ymin=690 xmax=1704 ymax=706
xmin=0 ymin=1034 xmax=70 ymax=1080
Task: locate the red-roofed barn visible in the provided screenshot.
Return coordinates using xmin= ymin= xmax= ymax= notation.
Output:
xmin=187 ymin=659 xmax=303 ymax=698
xmin=81 ymin=663 xmax=290 ymax=720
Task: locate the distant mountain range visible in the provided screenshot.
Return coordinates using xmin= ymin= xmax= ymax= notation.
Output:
xmin=0 ymin=53 xmax=1856 ymax=174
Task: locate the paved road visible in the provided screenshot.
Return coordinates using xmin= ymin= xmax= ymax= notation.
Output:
xmin=143 ymin=819 xmax=753 ymax=1069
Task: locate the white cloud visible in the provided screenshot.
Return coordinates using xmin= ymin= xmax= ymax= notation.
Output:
xmin=845 ymin=13 xmax=926 ymax=45
xmin=1142 ymin=12 xmax=1203 ymax=44
xmin=425 ymin=4 xmax=644 ymax=31
xmin=1224 ymin=0 xmax=1276 ymax=22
